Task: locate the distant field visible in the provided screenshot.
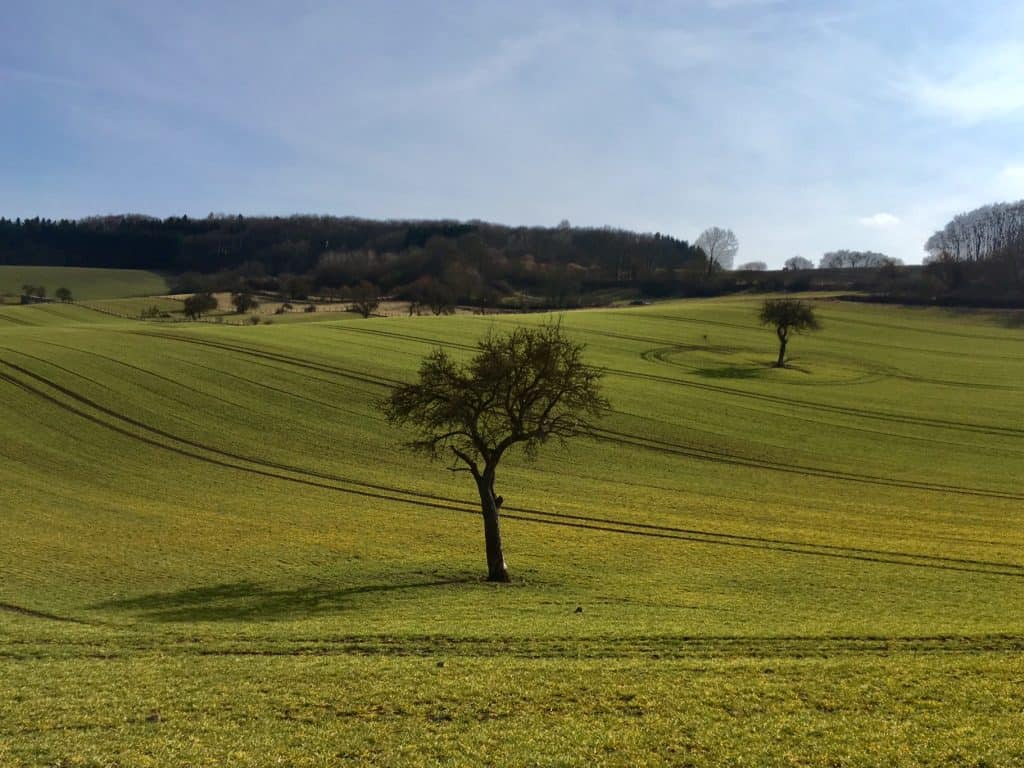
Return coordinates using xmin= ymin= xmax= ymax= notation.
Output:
xmin=1 ymin=296 xmax=1023 ymax=766
xmin=81 ymin=295 xmax=184 ymax=318
xmin=0 ymin=265 xmax=169 ymax=300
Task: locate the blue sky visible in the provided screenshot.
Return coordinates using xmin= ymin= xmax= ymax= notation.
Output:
xmin=2 ymin=1 xmax=1023 ymax=266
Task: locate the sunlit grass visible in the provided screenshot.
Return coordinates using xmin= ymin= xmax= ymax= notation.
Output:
xmin=1 ymin=293 xmax=1023 ymax=765
xmin=0 ymin=265 xmax=168 ymax=301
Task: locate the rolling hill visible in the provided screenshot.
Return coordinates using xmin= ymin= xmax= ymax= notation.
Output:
xmin=2 ymin=293 xmax=1023 ymax=766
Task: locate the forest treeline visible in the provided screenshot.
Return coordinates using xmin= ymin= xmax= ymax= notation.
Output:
xmin=2 ymin=205 xmax=1022 ymax=307
xmin=0 ymin=214 xmax=709 ymax=306
xmin=918 ymin=201 xmax=1024 ymax=303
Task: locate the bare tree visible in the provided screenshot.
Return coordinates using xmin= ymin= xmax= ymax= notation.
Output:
xmin=819 ymin=250 xmax=899 ymax=269
xmin=231 ymin=292 xmax=257 ymax=313
xmin=349 ymin=281 xmax=380 ymax=318
xmin=736 ymin=261 xmax=767 ymax=271
xmin=784 ymin=256 xmax=814 ymax=270
xmin=695 ymin=227 xmax=738 ymax=274
xmin=183 ymin=293 xmax=218 ymax=319
xmin=925 ymin=200 xmax=1024 ymax=263
xmin=759 ymin=299 xmax=821 ymax=368
xmin=381 ymin=323 xmax=610 ymax=582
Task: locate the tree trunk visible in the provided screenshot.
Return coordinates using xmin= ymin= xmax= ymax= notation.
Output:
xmin=477 ymin=470 xmax=509 ymax=582
xmin=776 ymin=328 xmax=788 ymax=368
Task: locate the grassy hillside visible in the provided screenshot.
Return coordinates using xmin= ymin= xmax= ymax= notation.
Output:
xmin=0 ymin=265 xmax=168 ymax=301
xmin=2 ymin=296 xmax=1023 ymax=766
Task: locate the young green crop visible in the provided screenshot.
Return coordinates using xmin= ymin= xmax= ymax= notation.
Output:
xmin=1 ymin=292 xmax=1023 ymax=765
xmin=0 ymin=265 xmax=169 ymax=301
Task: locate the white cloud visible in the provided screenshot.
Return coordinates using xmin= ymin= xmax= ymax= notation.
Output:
xmin=996 ymin=165 xmax=1024 ymax=198
xmin=1001 ymin=165 xmax=1024 ymax=181
xmin=706 ymin=0 xmax=784 ymax=8
xmin=908 ymin=44 xmax=1024 ymax=123
xmin=859 ymin=212 xmax=900 ymax=229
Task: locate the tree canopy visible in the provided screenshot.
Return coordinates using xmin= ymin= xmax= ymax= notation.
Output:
xmin=784 ymin=256 xmax=814 ymax=270
xmin=819 ymin=250 xmax=901 ymax=269
xmin=381 ymin=322 xmax=610 ymax=581
xmin=759 ymin=299 xmax=821 ymax=368
xmin=183 ymin=292 xmax=218 ymax=319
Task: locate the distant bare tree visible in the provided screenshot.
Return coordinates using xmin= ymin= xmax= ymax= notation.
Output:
xmin=784 ymin=256 xmax=814 ymax=270
xmin=819 ymin=250 xmax=900 ymax=269
xmin=231 ymin=292 xmax=257 ymax=313
xmin=695 ymin=227 xmax=738 ymax=274
xmin=737 ymin=261 xmax=767 ymax=271
xmin=183 ymin=293 xmax=218 ymax=319
xmin=350 ymin=281 xmax=380 ymax=318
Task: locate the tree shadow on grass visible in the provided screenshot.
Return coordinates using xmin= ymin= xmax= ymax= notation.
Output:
xmin=90 ymin=577 xmax=477 ymax=622
xmin=693 ymin=363 xmax=770 ymax=380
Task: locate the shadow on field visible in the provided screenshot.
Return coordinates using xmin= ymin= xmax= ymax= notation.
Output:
xmin=998 ymin=311 xmax=1024 ymax=329
xmin=91 ymin=578 xmax=475 ymax=622
xmin=694 ymin=364 xmax=769 ymax=380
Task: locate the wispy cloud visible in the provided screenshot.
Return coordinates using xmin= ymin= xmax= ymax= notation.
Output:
xmin=706 ymin=0 xmax=784 ymax=9
xmin=859 ymin=212 xmax=900 ymax=229
xmin=1001 ymin=165 xmax=1024 ymax=182
xmin=907 ymin=43 xmax=1024 ymax=123
xmin=997 ymin=165 xmax=1024 ymax=197
xmin=0 ymin=66 xmax=88 ymax=91
xmin=5 ymin=1 xmax=1023 ymax=265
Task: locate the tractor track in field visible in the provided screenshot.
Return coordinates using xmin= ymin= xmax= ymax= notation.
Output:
xmin=0 ymin=359 xmax=482 ymax=516
xmin=170 ymin=356 xmax=381 ymax=421
xmin=0 ymin=312 xmax=34 ymax=327
xmin=609 ymin=365 xmax=1024 ymax=439
xmin=591 ymin=427 xmax=1024 ymax=502
xmin=330 ymin=323 xmax=1024 ymax=439
xmin=10 ymin=346 xmax=245 ymax=427
xmin=313 ymin=326 xmax=1024 ymax=483
xmin=32 ymin=341 xmax=378 ymax=422
xmin=12 ymin=631 xmax=1024 ymax=659
xmin=131 ymin=330 xmax=401 ymax=390
xmin=0 ymin=601 xmax=93 ymax=624
xmin=325 ymin=323 xmax=478 ymax=352
xmin=167 ymin=341 xmax=371 ymax=394
xmin=3 ymin=355 xmax=1024 ymax=578
xmin=191 ymin=633 xmax=1024 ymax=658
xmin=640 ymin=343 xmax=1024 ymax=393
xmin=624 ymin=310 xmax=1024 ymax=362
xmin=499 ymin=319 xmax=1022 ymax=392
xmin=22 ymin=331 xmax=1023 ymax=502
xmin=823 ymin=311 xmax=1024 ymax=345
xmin=36 ymin=341 xmax=245 ymax=411
xmin=638 ymin=345 xmax=888 ymax=387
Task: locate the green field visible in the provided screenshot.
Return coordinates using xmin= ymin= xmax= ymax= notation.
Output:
xmin=2 ymin=294 xmax=1024 ymax=766
xmin=0 ymin=266 xmax=169 ymax=301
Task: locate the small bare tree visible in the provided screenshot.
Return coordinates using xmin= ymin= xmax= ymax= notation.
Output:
xmin=695 ymin=227 xmax=739 ymax=274
xmin=350 ymin=282 xmax=380 ymax=318
xmin=183 ymin=293 xmax=218 ymax=320
xmin=231 ymin=292 xmax=257 ymax=313
xmin=759 ymin=299 xmax=821 ymax=367
xmin=381 ymin=323 xmax=610 ymax=581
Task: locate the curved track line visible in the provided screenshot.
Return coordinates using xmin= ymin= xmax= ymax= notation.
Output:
xmin=330 ymin=322 xmax=1024 ymax=439
xmin=2 ymin=357 xmax=1024 ymax=577
xmin=592 ymin=427 xmax=1024 ymax=502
